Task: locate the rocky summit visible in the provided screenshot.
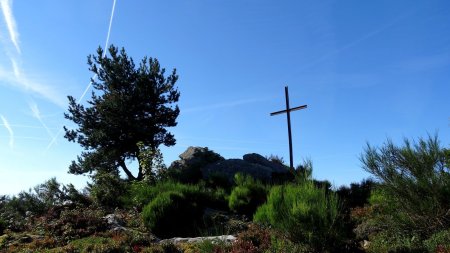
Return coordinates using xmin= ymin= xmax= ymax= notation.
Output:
xmin=169 ymin=146 xmax=290 ymax=183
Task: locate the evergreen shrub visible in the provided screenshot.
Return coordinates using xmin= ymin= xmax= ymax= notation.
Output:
xmin=361 ymin=135 xmax=450 ymax=236
xmin=130 ymin=181 xmax=209 ymax=209
xmin=88 ymin=172 xmax=128 ymax=208
xmin=424 ymin=229 xmax=450 ymax=253
xmin=142 ymin=191 xmax=202 ymax=238
xmin=254 ymin=181 xmax=342 ymax=251
xmin=228 ymin=173 xmax=267 ymax=217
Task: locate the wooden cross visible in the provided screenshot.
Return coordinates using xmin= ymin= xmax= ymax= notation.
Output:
xmin=270 ymin=86 xmax=307 ymax=171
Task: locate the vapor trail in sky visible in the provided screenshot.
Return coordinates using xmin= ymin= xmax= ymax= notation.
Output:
xmin=0 ymin=114 xmax=14 ymax=149
xmin=78 ymin=0 xmax=116 ymax=103
xmin=0 ymin=0 xmax=20 ymax=53
xmin=46 ymin=0 xmax=117 ymax=152
xmin=29 ymin=102 xmax=55 ymax=140
xmin=0 ymin=2 xmax=66 ymax=107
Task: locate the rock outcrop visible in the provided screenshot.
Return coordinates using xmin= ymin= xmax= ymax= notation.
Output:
xmin=169 ymin=146 xmax=225 ymax=170
xmin=170 ymin=147 xmax=290 ymax=183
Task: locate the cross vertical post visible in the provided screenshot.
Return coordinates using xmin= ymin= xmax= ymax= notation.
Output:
xmin=284 ymin=86 xmax=294 ymax=171
xmin=270 ymin=86 xmax=307 ymax=171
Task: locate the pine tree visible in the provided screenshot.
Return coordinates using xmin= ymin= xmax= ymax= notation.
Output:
xmin=64 ymin=45 xmax=179 ymax=181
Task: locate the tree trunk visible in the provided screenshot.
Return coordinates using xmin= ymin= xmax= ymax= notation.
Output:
xmin=119 ymin=159 xmax=136 ymax=180
xmin=137 ymin=165 xmax=144 ymax=181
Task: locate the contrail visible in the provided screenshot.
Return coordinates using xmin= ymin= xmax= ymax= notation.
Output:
xmin=0 ymin=2 xmax=66 ymax=107
xmin=103 ymin=0 xmax=116 ymax=56
xmin=0 ymin=0 xmax=20 ymax=54
xmin=46 ymin=0 xmax=117 ymax=152
xmin=0 ymin=114 xmax=14 ymax=149
xmin=29 ymin=101 xmax=56 ymax=140
xmin=78 ymin=0 xmax=116 ymax=103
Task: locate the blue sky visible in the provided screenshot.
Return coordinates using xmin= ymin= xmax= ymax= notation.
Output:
xmin=0 ymin=0 xmax=449 ymax=195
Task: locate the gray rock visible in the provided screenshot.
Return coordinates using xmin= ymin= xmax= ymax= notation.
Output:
xmin=169 ymin=146 xmax=224 ymax=170
xmin=170 ymin=147 xmax=290 ymax=183
xmin=103 ymin=214 xmax=126 ymax=231
xmin=160 ymin=235 xmax=236 ymax=245
xmin=243 ymin=153 xmax=288 ymax=174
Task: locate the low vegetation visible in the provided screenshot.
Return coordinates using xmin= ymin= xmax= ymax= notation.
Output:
xmin=1 ymin=134 xmax=448 ymax=253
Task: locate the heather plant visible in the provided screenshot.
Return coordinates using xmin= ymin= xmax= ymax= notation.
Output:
xmin=423 ymin=229 xmax=450 ymax=253
xmin=366 ymin=231 xmax=426 ymax=253
xmin=68 ymin=236 xmax=125 ymax=252
xmin=44 ymin=207 xmax=108 ymax=240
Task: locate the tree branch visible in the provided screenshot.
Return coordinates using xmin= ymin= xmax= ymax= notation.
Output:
xmin=119 ymin=159 xmax=136 ymax=180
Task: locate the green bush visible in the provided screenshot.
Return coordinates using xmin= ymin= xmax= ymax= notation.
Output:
xmin=361 ymin=135 xmax=450 ymax=236
xmin=129 ymin=181 xmax=206 ymax=208
xmin=206 ymin=171 xmax=233 ymax=191
xmin=44 ymin=207 xmax=108 ymax=240
xmin=88 ymin=171 xmax=128 ymax=208
xmin=142 ymin=191 xmax=203 ymax=238
xmin=267 ymin=236 xmax=313 ymax=253
xmin=253 ymin=181 xmax=342 ymax=251
xmin=228 ymin=173 xmax=267 ymax=217
xmin=367 ymin=231 xmax=425 ymax=253
xmin=136 ymin=180 xmax=228 ymax=238
xmin=423 ymin=229 xmax=450 ymax=253
xmin=68 ymin=236 xmax=124 ymax=252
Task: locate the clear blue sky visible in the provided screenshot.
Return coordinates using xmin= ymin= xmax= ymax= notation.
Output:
xmin=0 ymin=0 xmax=449 ymax=195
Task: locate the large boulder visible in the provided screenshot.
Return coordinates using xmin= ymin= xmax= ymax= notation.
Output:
xmin=168 ymin=147 xmax=224 ymax=183
xmin=242 ymin=153 xmax=287 ymax=174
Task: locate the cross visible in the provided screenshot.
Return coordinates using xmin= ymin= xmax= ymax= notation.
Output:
xmin=270 ymin=86 xmax=307 ymax=171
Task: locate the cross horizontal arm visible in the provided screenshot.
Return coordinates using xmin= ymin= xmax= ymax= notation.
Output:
xmin=270 ymin=104 xmax=307 ymax=116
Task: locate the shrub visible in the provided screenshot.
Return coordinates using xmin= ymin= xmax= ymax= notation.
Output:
xmin=424 ymin=229 xmax=450 ymax=253
xmin=233 ymin=224 xmax=271 ymax=252
xmin=137 ymin=142 xmax=168 ymax=183
xmin=206 ymin=172 xmax=233 ymax=191
xmin=361 ymin=135 xmax=450 ymax=236
xmin=253 ymin=181 xmax=342 ymax=251
xmin=141 ymin=243 xmax=180 ymax=253
xmin=337 ymin=179 xmax=375 ymax=209
xmin=367 ymin=231 xmax=425 ymax=253
xmin=267 ymin=236 xmax=313 ymax=253
xmin=142 ymin=191 xmax=203 ymax=238
xmin=44 ymin=207 xmax=108 ymax=240
xmin=129 ymin=181 xmax=210 ymax=209
xmin=0 ymin=218 xmax=5 ymax=235
xmin=68 ymin=236 xmax=125 ymax=252
xmin=88 ymin=171 xmax=128 ymax=208
xmin=228 ymin=173 xmax=267 ymax=217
